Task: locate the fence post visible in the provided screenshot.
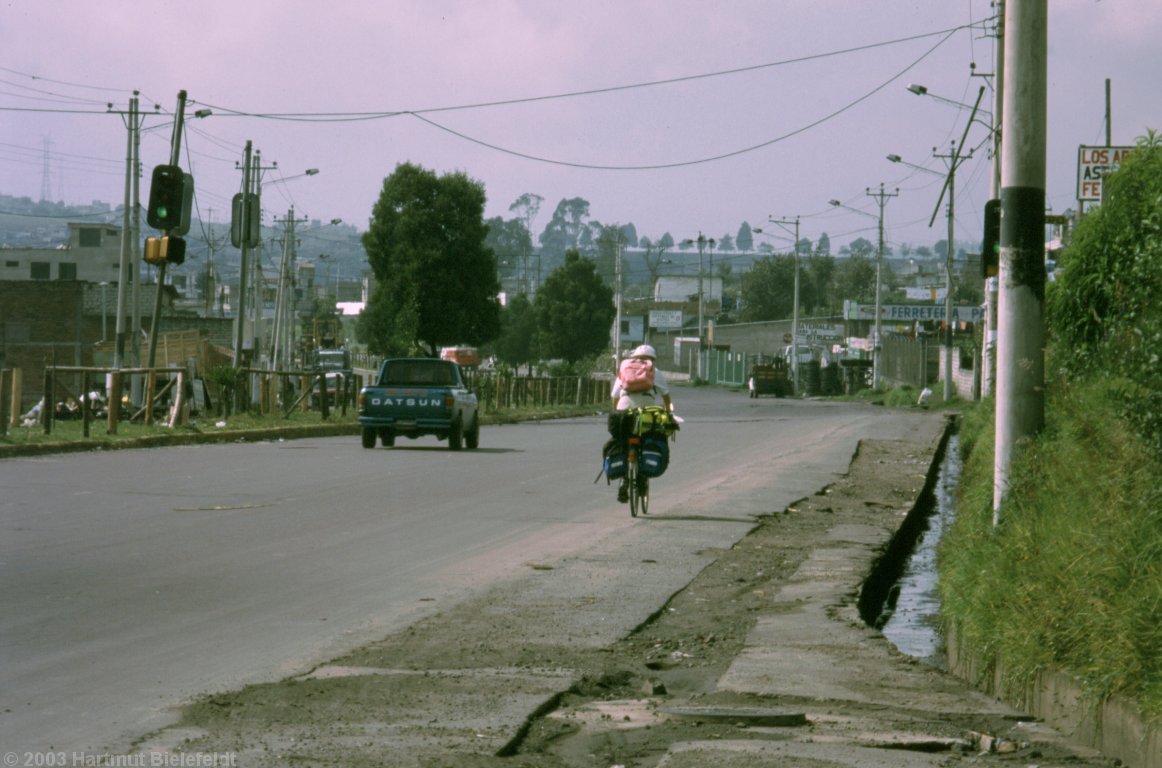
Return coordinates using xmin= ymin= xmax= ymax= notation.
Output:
xmin=42 ymin=364 xmax=53 ymax=435
xmin=0 ymin=368 xmax=9 ymax=437
xmin=107 ymin=370 xmax=121 ymax=434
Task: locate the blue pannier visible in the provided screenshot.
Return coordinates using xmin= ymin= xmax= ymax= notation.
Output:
xmin=603 ymin=440 xmax=627 ymax=480
xmin=639 ymin=436 xmax=669 ymax=478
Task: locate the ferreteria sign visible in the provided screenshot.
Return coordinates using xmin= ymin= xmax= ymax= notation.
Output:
xmin=1077 ymin=145 xmax=1136 ymax=202
xmin=845 ymin=301 xmax=983 ymax=324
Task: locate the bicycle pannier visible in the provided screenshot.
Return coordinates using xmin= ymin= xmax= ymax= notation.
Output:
xmin=639 ymin=436 xmax=669 ymax=478
xmin=603 ymin=439 xmax=627 ymax=480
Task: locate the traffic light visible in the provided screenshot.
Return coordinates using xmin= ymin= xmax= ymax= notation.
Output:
xmin=144 ymin=236 xmax=166 ymax=265
xmin=143 ymin=235 xmax=186 ymax=266
xmin=231 ymin=192 xmax=261 ymax=248
xmin=981 ymin=198 xmax=1000 ymax=278
xmin=146 ymin=164 xmax=185 ymax=230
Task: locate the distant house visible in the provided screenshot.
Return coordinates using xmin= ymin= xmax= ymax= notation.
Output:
xmin=654 ymin=275 xmax=722 ymax=303
xmin=0 ymin=222 xmax=124 ymax=284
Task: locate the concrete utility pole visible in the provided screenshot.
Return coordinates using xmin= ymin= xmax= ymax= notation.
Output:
xmin=270 ymin=208 xmax=306 ymax=370
xmin=113 ymin=93 xmax=138 ymax=370
xmin=866 ymin=185 xmax=897 ymax=390
xmin=993 ymin=0 xmax=1046 ymax=524
xmin=983 ymin=2 xmax=1005 ymax=397
xmin=233 ymin=141 xmax=254 ymax=368
xmin=767 ymin=216 xmax=801 ymax=391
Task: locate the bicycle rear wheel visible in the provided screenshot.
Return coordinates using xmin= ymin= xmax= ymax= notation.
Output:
xmin=637 ymin=474 xmax=649 ymax=515
xmin=628 ymin=462 xmax=641 ymax=517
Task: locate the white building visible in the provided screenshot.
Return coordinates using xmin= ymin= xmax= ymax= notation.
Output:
xmin=0 ymin=222 xmax=122 ymax=283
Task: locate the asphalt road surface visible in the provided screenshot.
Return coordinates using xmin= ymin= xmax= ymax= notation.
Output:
xmin=0 ymin=387 xmax=933 ymax=755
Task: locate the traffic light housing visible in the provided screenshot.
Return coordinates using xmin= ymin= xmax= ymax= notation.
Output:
xmin=981 ymin=198 xmax=1000 ymax=278
xmin=147 ymin=164 xmax=186 ymax=230
xmin=231 ymin=192 xmax=261 ymax=248
xmin=143 ymin=235 xmax=186 ymax=266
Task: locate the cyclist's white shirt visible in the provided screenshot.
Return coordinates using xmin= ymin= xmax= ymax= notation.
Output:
xmin=610 ymin=367 xmax=669 ymax=411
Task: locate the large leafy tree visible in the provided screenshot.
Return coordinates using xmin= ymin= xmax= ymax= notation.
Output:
xmin=740 ymin=254 xmax=795 ymax=322
xmin=833 ymin=252 xmax=877 ymax=304
xmin=533 ymin=249 xmax=615 ymax=362
xmin=493 ymin=292 xmax=539 ymax=372
xmin=485 ymin=216 xmax=533 ymax=289
xmin=359 ymin=163 xmax=501 ymax=356
xmin=538 ymin=197 xmax=591 ymax=271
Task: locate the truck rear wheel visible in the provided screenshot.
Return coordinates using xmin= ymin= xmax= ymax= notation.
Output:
xmin=448 ymin=417 xmax=464 ymax=451
xmin=466 ymin=416 xmax=480 ymax=449
xmin=361 ymin=428 xmax=376 ymax=449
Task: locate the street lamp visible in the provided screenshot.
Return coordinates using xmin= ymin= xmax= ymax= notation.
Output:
xmin=680 ymin=233 xmax=715 ymax=379
xmin=898 ymin=85 xmax=984 ymax=401
xmin=830 ymin=187 xmax=897 ymax=390
xmin=754 ymin=219 xmax=802 ymax=393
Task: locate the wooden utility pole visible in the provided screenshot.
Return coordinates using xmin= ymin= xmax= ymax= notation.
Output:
xmin=993 ymin=0 xmax=1046 ymax=523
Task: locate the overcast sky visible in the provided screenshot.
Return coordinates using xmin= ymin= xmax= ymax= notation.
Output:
xmin=3 ymin=1 xmax=1160 ymax=260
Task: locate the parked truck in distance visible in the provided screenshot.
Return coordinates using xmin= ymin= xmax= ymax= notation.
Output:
xmin=357 ymin=358 xmax=479 ymax=450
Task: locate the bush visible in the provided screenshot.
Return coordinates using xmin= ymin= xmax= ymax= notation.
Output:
xmin=940 ymin=380 xmax=1162 ymax=719
xmin=1049 ymin=138 xmax=1162 ymax=454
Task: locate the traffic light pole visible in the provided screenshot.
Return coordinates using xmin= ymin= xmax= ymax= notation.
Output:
xmin=146 ymin=90 xmax=188 ymax=370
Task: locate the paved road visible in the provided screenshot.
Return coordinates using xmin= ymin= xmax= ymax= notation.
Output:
xmin=0 ymin=388 xmax=933 ymax=755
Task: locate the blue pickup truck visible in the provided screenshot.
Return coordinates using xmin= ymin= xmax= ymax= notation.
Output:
xmin=357 ymin=358 xmax=480 ymax=450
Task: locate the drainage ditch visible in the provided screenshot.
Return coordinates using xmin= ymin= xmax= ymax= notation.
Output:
xmin=859 ymin=427 xmax=961 ymax=668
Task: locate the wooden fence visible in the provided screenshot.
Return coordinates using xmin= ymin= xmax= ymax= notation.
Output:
xmin=469 ymin=372 xmax=611 ymax=412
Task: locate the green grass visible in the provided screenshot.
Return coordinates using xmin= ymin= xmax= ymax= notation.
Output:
xmin=939 ymin=376 xmax=1162 ymax=720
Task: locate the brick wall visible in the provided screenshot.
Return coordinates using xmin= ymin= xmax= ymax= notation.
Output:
xmin=0 ymin=281 xmax=103 ymax=409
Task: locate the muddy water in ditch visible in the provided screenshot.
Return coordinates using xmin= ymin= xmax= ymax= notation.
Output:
xmin=880 ymin=432 xmax=962 ymax=667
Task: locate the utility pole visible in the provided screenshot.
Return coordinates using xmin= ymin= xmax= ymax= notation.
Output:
xmin=271 ymin=208 xmax=307 ymax=369
xmin=768 ymin=216 xmax=801 ymax=392
xmin=146 ymin=90 xmax=188 ymax=370
xmin=993 ymin=0 xmax=1046 ymax=524
xmin=983 ymin=1 xmax=1005 ymax=397
xmin=113 ymin=93 xmax=138 ymax=370
xmin=932 ymin=136 xmax=975 ymax=401
xmin=866 ymin=185 xmax=897 ymax=390
xmin=233 ymin=141 xmax=254 ymax=368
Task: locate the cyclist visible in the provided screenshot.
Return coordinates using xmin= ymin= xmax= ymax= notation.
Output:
xmin=609 ymin=344 xmax=672 ymax=503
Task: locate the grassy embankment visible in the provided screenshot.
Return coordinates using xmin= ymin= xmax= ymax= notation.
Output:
xmin=938 ymin=376 xmax=1162 ymax=722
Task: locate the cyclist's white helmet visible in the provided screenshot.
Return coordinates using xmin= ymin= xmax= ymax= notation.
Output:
xmin=629 ymin=344 xmax=657 ymax=359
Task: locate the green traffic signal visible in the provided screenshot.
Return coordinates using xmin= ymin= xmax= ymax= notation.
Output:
xmin=146 ymin=164 xmax=186 ymax=230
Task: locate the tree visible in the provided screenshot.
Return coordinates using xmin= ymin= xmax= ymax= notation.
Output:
xmin=539 ymin=197 xmax=591 ymax=272
xmin=816 ymin=232 xmax=832 ymax=256
xmin=508 ymin=193 xmax=543 ymax=238
xmin=736 ymin=222 xmax=754 ymax=252
xmin=740 ymin=254 xmax=795 ymax=322
xmin=360 ymin=162 xmax=501 ymax=357
xmin=485 ymin=216 xmax=533 ymax=291
xmin=533 ymin=249 xmax=615 ymax=363
xmin=493 ymin=292 xmax=539 ymax=372
xmin=833 ymin=252 xmax=877 ymax=304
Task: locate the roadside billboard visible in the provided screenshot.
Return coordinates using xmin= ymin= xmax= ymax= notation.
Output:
xmin=1077 ymin=145 xmax=1135 ymax=202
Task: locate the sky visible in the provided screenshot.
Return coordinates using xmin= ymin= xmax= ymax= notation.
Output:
xmin=3 ymin=0 xmax=1161 ymax=263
